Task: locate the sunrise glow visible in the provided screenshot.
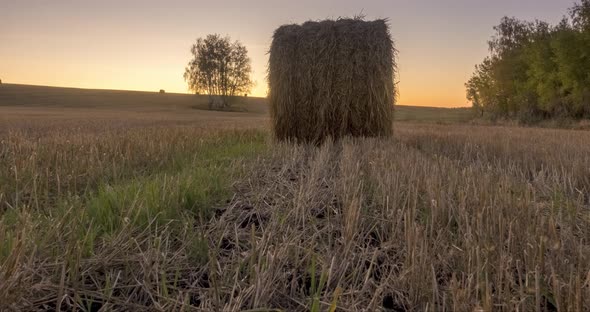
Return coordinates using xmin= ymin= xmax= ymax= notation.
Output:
xmin=1 ymin=0 xmax=572 ymax=107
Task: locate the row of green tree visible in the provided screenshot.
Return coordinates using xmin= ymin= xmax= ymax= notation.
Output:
xmin=466 ymin=0 xmax=590 ymax=121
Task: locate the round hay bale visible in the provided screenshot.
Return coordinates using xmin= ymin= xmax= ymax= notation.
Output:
xmin=268 ymin=18 xmax=397 ymax=144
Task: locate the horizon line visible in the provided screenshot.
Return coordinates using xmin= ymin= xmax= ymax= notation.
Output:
xmin=1 ymin=82 xmax=472 ymax=108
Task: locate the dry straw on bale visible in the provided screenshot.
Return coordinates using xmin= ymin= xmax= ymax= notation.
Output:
xmin=268 ymin=18 xmax=397 ymax=144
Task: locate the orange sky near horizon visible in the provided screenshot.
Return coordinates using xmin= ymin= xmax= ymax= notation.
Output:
xmin=1 ymin=1 xmax=573 ymax=107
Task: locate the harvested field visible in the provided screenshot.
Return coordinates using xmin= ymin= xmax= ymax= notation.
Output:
xmin=0 ymin=85 xmax=588 ymax=311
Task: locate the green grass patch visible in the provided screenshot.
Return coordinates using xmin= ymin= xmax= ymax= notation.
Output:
xmin=0 ymin=129 xmax=268 ymax=262
xmin=82 ymin=130 xmax=267 ymax=234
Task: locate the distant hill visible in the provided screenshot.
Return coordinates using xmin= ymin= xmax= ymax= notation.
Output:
xmin=0 ymin=84 xmax=473 ymax=122
xmin=394 ymin=105 xmax=473 ymax=123
xmin=0 ymin=84 xmax=269 ymax=115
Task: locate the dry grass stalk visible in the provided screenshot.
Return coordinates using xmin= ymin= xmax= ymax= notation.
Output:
xmin=1 ymin=118 xmax=589 ymax=311
xmin=202 ymin=125 xmax=590 ymax=310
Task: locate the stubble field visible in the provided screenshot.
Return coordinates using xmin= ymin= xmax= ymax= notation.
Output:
xmin=0 ymin=84 xmax=588 ymax=311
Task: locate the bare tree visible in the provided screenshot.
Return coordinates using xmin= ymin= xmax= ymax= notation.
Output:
xmin=184 ymin=34 xmax=253 ymax=110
